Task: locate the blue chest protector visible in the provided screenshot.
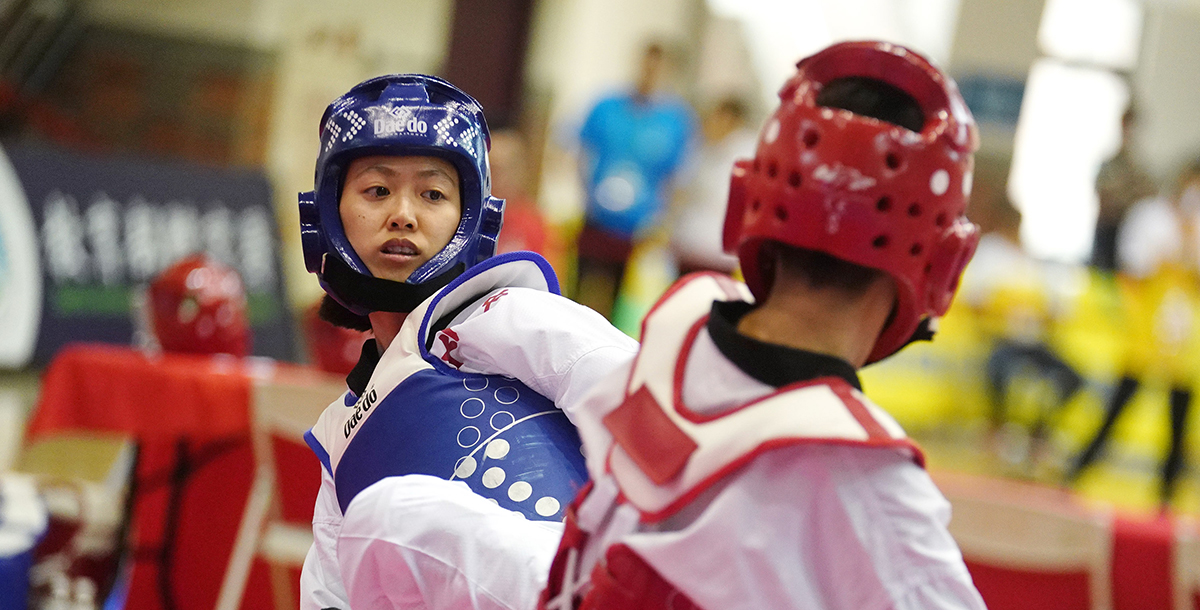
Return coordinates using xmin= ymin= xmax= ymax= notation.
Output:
xmin=332 ymin=370 xmax=586 ymax=519
xmin=305 ymin=253 xmax=588 ymax=522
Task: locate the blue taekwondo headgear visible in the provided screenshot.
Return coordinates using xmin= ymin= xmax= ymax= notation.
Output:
xmin=299 ymin=74 xmax=505 ymax=314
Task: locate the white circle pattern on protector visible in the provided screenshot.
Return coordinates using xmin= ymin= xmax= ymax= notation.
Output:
xmin=463 ymin=377 xmax=488 ymax=392
xmin=930 ymin=169 xmax=950 ymax=196
xmin=490 ymin=411 xmax=515 ymax=431
xmin=485 ymin=439 xmax=511 ymax=460
xmin=763 ymin=118 xmax=781 ymax=144
xmin=460 ymin=398 xmax=485 ymax=419
xmin=494 ymin=386 xmax=519 ymax=405
xmin=482 ymin=467 xmax=506 ymax=488
xmin=535 ymin=497 xmax=561 ymax=517
xmin=454 ymin=456 xmax=477 ymax=478
xmin=508 ymin=481 xmax=533 ymax=502
xmin=457 ymin=426 xmax=481 ymax=448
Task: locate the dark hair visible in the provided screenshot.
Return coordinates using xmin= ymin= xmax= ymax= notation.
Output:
xmin=715 ymin=96 xmax=749 ymax=121
xmin=1175 ymin=155 xmax=1200 ymax=197
xmin=771 ymin=243 xmax=882 ymax=293
xmin=815 ymin=76 xmax=924 ymax=132
xmin=318 ymin=294 xmax=372 ymax=331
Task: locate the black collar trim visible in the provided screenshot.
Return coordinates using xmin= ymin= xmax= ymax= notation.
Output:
xmin=346 ymin=338 xmax=381 ymax=397
xmin=342 ymin=291 xmax=488 ymax=396
xmin=322 ymin=254 xmax=463 ymax=314
xmin=706 ymin=301 xmax=862 ymax=391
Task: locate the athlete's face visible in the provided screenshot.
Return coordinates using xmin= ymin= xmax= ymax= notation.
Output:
xmin=340 ymin=155 xmax=462 ymax=283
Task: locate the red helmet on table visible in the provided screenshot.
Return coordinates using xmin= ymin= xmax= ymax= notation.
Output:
xmin=148 ymin=254 xmax=250 ymax=357
xmin=722 ymin=41 xmax=980 ymax=363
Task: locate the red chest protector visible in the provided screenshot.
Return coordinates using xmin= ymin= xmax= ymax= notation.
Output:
xmin=540 ymin=273 xmax=924 ymax=610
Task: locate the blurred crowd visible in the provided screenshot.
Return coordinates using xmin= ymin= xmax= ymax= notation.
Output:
xmin=884 ymin=122 xmax=1200 ymax=511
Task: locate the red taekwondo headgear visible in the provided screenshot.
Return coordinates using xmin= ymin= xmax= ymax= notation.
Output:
xmin=148 ymin=254 xmax=250 ymax=357
xmin=723 ymin=41 xmax=980 ymax=363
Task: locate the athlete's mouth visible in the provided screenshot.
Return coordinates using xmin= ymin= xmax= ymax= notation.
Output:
xmin=380 ymin=239 xmax=420 ymax=257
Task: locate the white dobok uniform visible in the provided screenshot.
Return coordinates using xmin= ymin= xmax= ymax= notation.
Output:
xmin=300 ymin=252 xmax=638 ymax=610
xmin=541 ymin=273 xmax=987 ymax=610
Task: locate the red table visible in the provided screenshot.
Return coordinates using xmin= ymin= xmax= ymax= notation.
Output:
xmin=27 ymin=344 xmax=331 ymax=610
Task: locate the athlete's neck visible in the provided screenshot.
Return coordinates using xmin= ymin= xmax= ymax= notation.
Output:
xmin=736 ymin=276 xmax=894 ymax=369
xmin=369 ymin=311 xmax=409 ymax=352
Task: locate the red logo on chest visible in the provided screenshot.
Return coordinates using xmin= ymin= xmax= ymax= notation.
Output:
xmin=436 ymin=328 xmax=465 ymax=369
xmin=482 ymin=288 xmax=510 ymax=312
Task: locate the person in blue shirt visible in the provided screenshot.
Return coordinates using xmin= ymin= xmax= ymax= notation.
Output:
xmin=573 ymin=42 xmax=696 ymax=319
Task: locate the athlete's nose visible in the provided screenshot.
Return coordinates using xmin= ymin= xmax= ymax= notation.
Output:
xmin=386 ymin=194 xmax=418 ymax=231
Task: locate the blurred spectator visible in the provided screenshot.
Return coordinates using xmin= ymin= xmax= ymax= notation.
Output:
xmin=1117 ymin=158 xmax=1200 ymax=277
xmin=958 ymin=159 xmax=1082 ymax=466
xmin=1092 ymin=104 xmax=1156 ymax=272
xmin=668 ymin=96 xmax=755 ymax=275
xmin=303 ymin=300 xmax=370 ymax=376
xmin=572 ymin=42 xmax=696 ymax=318
xmin=1069 ymin=156 xmax=1200 ymax=508
xmin=490 ymin=129 xmax=566 ymax=274
xmin=141 ymin=254 xmax=251 ymax=357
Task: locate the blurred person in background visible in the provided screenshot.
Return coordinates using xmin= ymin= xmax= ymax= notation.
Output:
xmin=572 ymin=41 xmax=696 ymax=319
xmin=491 ymin=128 xmax=566 ymax=275
xmin=1068 ymin=156 xmax=1200 ymax=509
xmin=541 ymin=40 xmax=985 ymax=610
xmin=297 ymin=75 xmax=636 ymax=610
xmin=668 ymin=96 xmax=756 ymax=276
xmin=1091 ymin=103 xmax=1156 ymax=273
xmin=956 ymin=160 xmax=1083 ymax=468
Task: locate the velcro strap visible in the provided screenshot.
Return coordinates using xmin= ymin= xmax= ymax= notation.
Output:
xmin=603 ymin=387 xmax=698 ymax=485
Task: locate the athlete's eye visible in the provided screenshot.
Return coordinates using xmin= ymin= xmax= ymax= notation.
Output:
xmin=365 ymin=185 xmax=390 ymax=198
xmin=425 ymin=190 xmax=445 ymax=201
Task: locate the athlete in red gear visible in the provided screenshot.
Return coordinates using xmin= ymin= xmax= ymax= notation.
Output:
xmin=540 ymin=40 xmax=986 ymax=610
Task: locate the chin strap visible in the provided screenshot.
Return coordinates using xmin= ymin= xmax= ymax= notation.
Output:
xmin=322 ymin=254 xmax=464 ymax=313
xmin=867 ymin=317 xmax=939 ymax=365
xmin=908 ymin=316 xmax=938 ymax=343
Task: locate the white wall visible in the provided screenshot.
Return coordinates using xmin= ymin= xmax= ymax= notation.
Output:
xmin=1135 ymin=2 xmax=1200 ymax=182
xmin=715 ymin=0 xmax=962 ymax=108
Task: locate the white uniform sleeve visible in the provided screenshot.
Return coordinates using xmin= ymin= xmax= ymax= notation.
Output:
xmin=568 ymin=358 xmax=631 ymax=477
xmin=300 ymin=466 xmax=350 ymax=610
xmin=433 ymin=288 xmax=638 ymax=424
xmin=337 ymin=475 xmax=564 ymax=610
